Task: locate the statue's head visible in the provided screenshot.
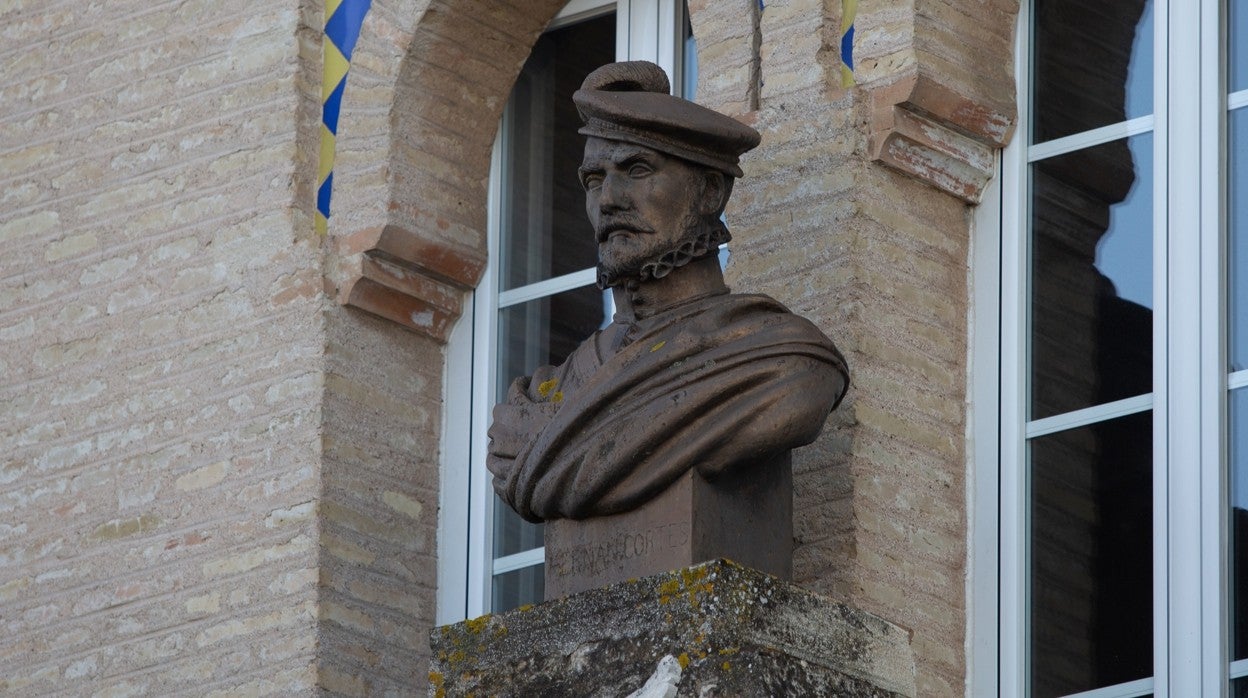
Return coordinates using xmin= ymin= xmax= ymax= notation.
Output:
xmin=573 ymin=62 xmax=761 ymax=289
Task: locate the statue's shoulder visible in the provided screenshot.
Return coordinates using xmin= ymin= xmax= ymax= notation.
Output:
xmin=722 ymin=291 xmax=793 ymax=310
xmin=714 ymin=293 xmax=842 ymax=351
xmin=651 ymin=292 xmax=824 ymax=344
xmin=700 ymin=292 xmax=807 ymax=322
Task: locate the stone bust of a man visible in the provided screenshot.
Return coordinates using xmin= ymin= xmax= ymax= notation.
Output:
xmin=487 ymin=61 xmax=848 ymax=523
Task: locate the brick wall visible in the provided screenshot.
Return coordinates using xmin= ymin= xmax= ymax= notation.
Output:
xmin=317 ymin=309 xmax=445 ymax=694
xmin=0 ymin=0 xmax=325 ymax=694
xmin=1 ymin=0 xmax=1018 ymax=695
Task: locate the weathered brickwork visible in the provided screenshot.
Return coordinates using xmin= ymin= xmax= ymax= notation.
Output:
xmin=1 ymin=0 xmax=325 ymax=694
xmin=3 ymin=0 xmax=1016 ymax=695
xmin=318 ymin=308 xmax=445 ymax=694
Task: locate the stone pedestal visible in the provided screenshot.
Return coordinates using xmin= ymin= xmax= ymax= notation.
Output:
xmin=429 ymin=560 xmax=915 ymax=697
xmin=544 ymin=454 xmax=792 ymax=600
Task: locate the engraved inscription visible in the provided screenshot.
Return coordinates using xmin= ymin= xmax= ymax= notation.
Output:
xmin=547 ymin=522 xmax=690 ymax=578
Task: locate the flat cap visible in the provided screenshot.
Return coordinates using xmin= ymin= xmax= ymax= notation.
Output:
xmin=574 ymin=61 xmax=761 ymax=178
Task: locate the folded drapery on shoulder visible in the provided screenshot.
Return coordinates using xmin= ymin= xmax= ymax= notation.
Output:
xmin=487 ymin=293 xmax=849 ymax=522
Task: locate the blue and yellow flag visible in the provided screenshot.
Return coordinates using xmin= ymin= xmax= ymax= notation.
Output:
xmin=840 ymin=0 xmax=857 ymax=88
xmin=318 ymin=0 xmax=373 ymax=235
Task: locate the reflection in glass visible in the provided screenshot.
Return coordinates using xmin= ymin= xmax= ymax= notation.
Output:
xmin=497 ymin=285 xmax=607 ymax=396
xmin=1032 ymin=0 xmax=1154 ymax=143
xmin=492 ymin=564 xmax=544 ymax=614
xmin=493 ymin=497 xmax=543 ymax=559
xmin=1234 ymin=0 xmax=1248 ymax=93
xmin=1030 ymin=411 xmax=1153 ymax=698
xmin=1233 ymin=389 xmax=1248 ymax=661
xmin=1232 ymin=109 xmax=1248 ymax=372
xmin=1030 ymin=134 xmax=1154 ymax=419
xmin=499 ymin=13 xmax=615 ymax=291
xmin=1236 ymin=676 xmax=1248 ymax=698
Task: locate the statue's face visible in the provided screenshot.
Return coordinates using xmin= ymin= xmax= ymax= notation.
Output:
xmin=579 ymin=138 xmax=711 ymax=282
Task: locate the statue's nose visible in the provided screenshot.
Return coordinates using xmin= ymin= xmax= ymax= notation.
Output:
xmin=598 ymin=175 xmax=629 ymax=213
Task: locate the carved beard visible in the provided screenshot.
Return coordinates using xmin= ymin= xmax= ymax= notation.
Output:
xmin=596 ymin=213 xmax=731 ymax=290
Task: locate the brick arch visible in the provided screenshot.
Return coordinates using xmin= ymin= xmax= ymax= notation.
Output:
xmin=327 ymin=0 xmax=566 ymax=339
xmin=323 ymin=0 xmax=1022 ymax=336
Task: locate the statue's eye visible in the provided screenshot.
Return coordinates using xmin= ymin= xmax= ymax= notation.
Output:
xmin=582 ymin=173 xmax=603 ymax=190
xmin=628 ymin=163 xmax=653 ymax=177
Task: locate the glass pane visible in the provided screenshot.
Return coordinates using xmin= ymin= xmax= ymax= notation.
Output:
xmin=1030 ymin=134 xmax=1154 ymax=420
xmin=499 ymin=13 xmax=615 ymax=291
xmin=1236 ymin=676 xmax=1248 ymax=698
xmin=496 ymin=285 xmax=608 ymax=393
xmin=1030 ymin=411 xmax=1153 ymax=697
xmin=493 ymin=497 xmax=543 ymax=558
xmin=1234 ymin=0 xmax=1248 ymax=93
xmin=1232 ymin=108 xmax=1248 ymax=372
xmin=1032 ymin=0 xmax=1154 ymax=143
xmin=1233 ymin=389 xmax=1248 ymax=661
xmin=492 ymin=564 xmax=544 ymax=613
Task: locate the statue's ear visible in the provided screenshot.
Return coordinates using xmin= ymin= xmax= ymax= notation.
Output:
xmin=698 ymin=171 xmax=729 ymax=216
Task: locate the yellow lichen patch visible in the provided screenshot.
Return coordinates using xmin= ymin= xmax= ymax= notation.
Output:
xmin=552 ymin=391 xmax=563 ymax=403
xmin=721 ymin=661 xmax=731 ymax=671
xmin=658 ymin=579 xmax=682 ymax=595
xmin=493 ymin=625 xmax=508 ymax=638
xmin=680 ymin=566 xmax=709 ymax=585
xmin=517 ymin=604 xmax=534 ymax=613
xmin=537 ymin=378 xmax=558 ymax=398
xmin=677 ymin=653 xmax=690 ymax=669
xmin=717 ymin=647 xmax=740 ymax=656
xmin=463 ymin=616 xmax=490 ymax=635
xmin=650 ymin=340 xmax=666 ymax=352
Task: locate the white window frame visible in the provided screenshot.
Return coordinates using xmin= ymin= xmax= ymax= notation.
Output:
xmin=437 ymin=0 xmax=687 ymax=623
xmin=977 ymin=0 xmax=1248 ymax=695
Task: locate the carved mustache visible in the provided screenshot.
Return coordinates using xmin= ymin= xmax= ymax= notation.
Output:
xmin=596 ymin=215 xmax=655 ymax=242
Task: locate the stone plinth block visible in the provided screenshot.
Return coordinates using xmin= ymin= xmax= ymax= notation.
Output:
xmin=428 ymin=560 xmax=915 ymax=697
xmin=544 ymin=454 xmax=792 ymax=600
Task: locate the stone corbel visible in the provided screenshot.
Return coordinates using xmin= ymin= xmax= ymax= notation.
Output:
xmin=336 ymin=224 xmax=485 ymax=342
xmin=869 ymin=72 xmax=1016 ymax=204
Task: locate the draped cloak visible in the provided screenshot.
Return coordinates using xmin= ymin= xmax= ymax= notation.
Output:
xmin=487 ymin=292 xmax=849 ymax=522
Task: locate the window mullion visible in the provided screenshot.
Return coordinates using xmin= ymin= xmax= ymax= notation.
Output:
xmin=1199 ymin=0 xmax=1231 ymax=693
xmin=1154 ymin=0 xmax=1173 ymax=691
xmin=466 ymin=123 xmax=507 ymax=619
xmin=1160 ymin=0 xmax=1218 ymax=694
xmin=998 ymin=5 xmax=1031 ymax=695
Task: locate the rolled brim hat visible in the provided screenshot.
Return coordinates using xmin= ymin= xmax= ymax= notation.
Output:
xmin=574 ymin=61 xmax=761 ymax=178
